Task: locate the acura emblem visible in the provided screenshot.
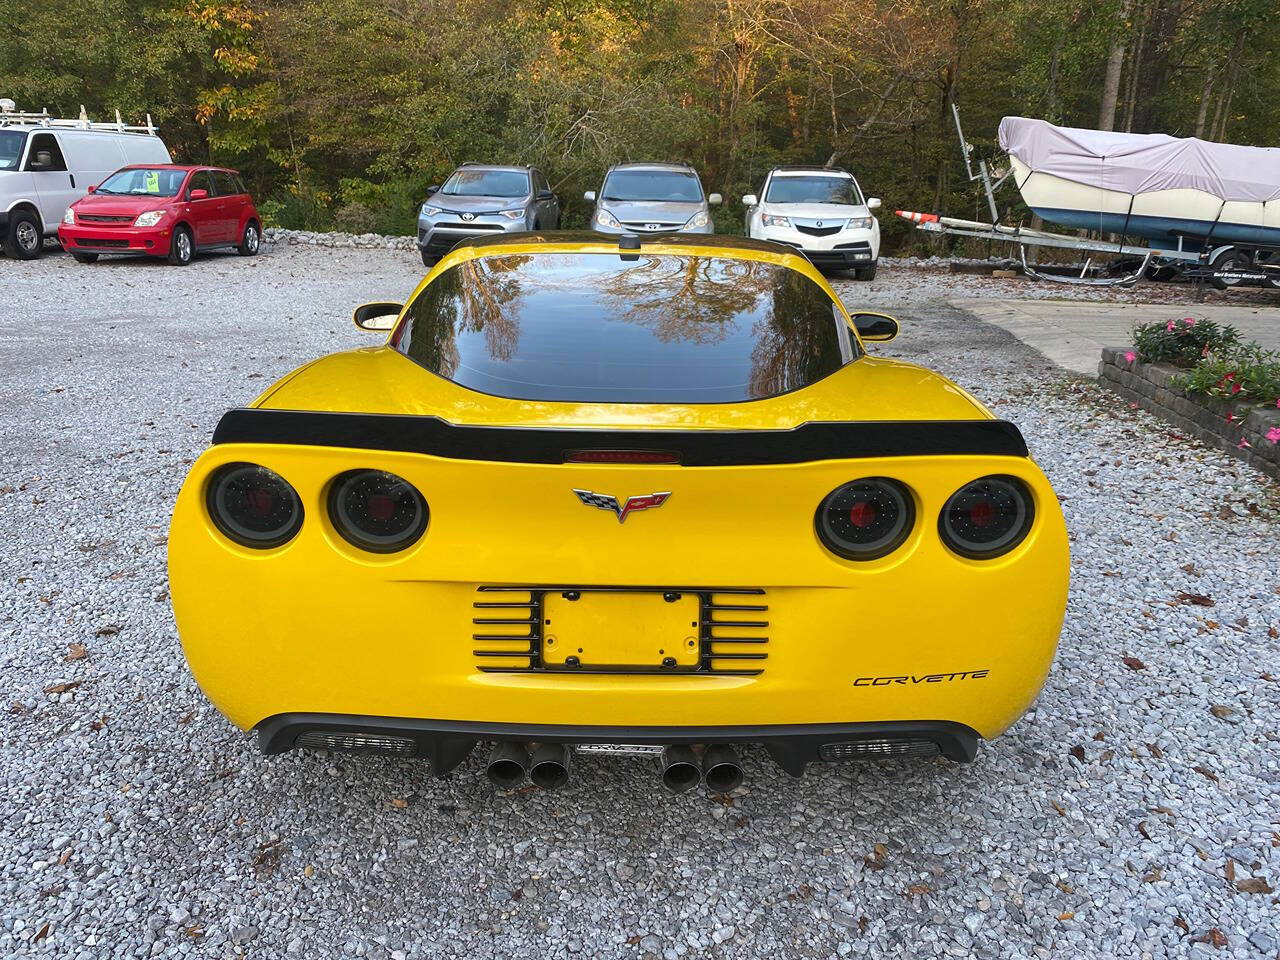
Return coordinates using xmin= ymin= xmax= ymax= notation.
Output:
xmin=460 ymin=212 xmax=476 ymax=221
xmin=815 ymin=220 xmax=823 ymax=227
xmin=573 ymin=488 xmax=671 ymax=523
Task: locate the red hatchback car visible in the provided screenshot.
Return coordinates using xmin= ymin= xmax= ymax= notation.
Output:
xmin=57 ymin=164 xmax=260 ymax=265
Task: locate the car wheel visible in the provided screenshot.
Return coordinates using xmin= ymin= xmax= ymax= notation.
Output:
xmin=71 ymin=251 xmax=99 ymax=264
xmin=1209 ymin=248 xmax=1251 ymax=290
xmin=854 ymin=264 xmax=878 ymax=281
xmin=237 ymin=221 xmax=260 ymax=256
xmin=4 ymin=209 xmax=43 ymax=260
xmin=420 ymin=249 xmax=437 ymax=268
xmin=168 ymin=226 xmax=194 ymax=266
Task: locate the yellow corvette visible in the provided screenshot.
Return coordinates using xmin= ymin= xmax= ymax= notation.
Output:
xmin=170 ymin=233 xmax=1068 ymax=792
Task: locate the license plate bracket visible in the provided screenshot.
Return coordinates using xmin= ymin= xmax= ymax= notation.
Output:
xmin=541 ymin=589 xmax=700 ymax=669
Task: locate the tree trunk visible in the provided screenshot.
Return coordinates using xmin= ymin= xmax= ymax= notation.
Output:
xmin=1098 ymin=0 xmax=1132 ymax=130
xmin=1194 ymin=63 xmax=1214 ymax=138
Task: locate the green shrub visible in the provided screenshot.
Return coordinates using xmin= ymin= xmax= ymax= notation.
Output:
xmin=334 ymin=202 xmax=376 ymax=234
xmin=1182 ymin=343 xmax=1280 ymax=407
xmin=1132 ymin=316 xmax=1240 ymax=366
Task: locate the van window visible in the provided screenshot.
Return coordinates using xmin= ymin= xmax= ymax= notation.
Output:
xmin=56 ymin=132 xmax=126 ymax=171
xmin=187 ymin=171 xmax=215 ymax=198
xmin=211 ymin=171 xmax=240 ymax=196
xmin=121 ymin=136 xmax=172 ymax=165
xmin=0 ymin=131 xmax=25 ymax=171
xmin=25 ymin=133 xmax=67 ymax=172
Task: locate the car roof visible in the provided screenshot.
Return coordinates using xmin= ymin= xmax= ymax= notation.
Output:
xmin=117 ymin=163 xmax=239 ymax=174
xmin=770 ymin=166 xmax=853 ymax=177
xmin=607 ymin=162 xmax=698 ymax=174
xmin=453 ymin=163 xmax=533 ymax=173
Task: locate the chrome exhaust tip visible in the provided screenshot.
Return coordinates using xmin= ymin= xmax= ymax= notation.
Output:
xmin=486 ymin=742 xmax=529 ymax=789
xmin=659 ymin=745 xmax=702 ymax=793
xmin=529 ymin=743 xmax=570 ymax=790
xmin=701 ymin=744 xmax=743 ymax=794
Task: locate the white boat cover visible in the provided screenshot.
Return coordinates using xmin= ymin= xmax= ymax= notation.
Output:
xmin=998 ymin=116 xmax=1280 ymax=204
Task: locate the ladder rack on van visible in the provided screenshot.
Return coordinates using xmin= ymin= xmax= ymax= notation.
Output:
xmin=0 ymin=103 xmax=157 ymax=136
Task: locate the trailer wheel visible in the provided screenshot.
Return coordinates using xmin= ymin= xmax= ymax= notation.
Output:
xmin=1209 ymin=248 xmax=1251 ymax=290
xmin=1256 ymin=251 xmax=1280 ymax=290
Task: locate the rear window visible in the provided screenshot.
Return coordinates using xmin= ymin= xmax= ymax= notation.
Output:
xmin=393 ymin=252 xmax=849 ymax=403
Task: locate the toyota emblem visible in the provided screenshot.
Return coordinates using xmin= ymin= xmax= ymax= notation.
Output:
xmin=461 ymin=212 xmax=476 ymax=221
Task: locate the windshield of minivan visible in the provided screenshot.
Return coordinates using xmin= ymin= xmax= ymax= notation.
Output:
xmin=0 ymin=131 xmax=26 ymax=171
xmin=765 ymin=176 xmax=863 ymax=206
xmin=440 ymin=169 xmax=530 ymax=198
xmin=602 ymin=169 xmax=703 ymax=204
xmin=95 ymin=167 xmax=187 ymax=196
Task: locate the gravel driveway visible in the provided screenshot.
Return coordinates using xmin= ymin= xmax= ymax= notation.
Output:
xmin=2 ymin=242 xmax=1277 ymax=959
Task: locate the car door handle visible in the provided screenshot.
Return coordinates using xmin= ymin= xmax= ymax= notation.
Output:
xmin=69 ymin=174 xmax=76 ymax=188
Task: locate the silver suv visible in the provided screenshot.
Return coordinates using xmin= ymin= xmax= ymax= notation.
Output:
xmin=585 ymin=162 xmax=721 ymax=235
xmin=417 ymin=163 xmax=559 ymax=266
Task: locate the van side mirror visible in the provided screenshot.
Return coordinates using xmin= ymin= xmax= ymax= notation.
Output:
xmin=866 ymin=197 xmax=882 ymax=211
xmin=742 ymin=194 xmax=758 ymax=207
xmin=353 ymin=301 xmax=403 ymax=332
xmin=584 ymin=190 xmax=597 ymax=202
xmin=708 ymin=193 xmax=723 ymax=206
xmin=850 ymin=311 xmax=899 ymax=342
xmin=189 ymin=188 xmax=208 ymax=200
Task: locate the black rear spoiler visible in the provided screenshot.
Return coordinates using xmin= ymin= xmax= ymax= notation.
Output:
xmin=211 ymin=409 xmax=1029 ymax=466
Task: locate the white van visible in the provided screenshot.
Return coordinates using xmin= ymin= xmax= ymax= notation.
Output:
xmin=0 ymin=104 xmax=171 ymax=259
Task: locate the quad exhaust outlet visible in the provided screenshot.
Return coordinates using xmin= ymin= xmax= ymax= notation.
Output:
xmin=659 ymin=745 xmax=702 ymax=793
xmin=486 ymin=742 xmax=529 ymax=789
xmin=701 ymin=744 xmax=744 ymax=794
xmin=529 ymin=743 xmax=571 ymax=790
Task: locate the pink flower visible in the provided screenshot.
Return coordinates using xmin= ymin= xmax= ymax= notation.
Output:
xmin=1202 ymin=344 xmax=1211 ymax=357
xmin=1231 ymin=382 xmax=1242 ymax=395
xmin=1227 ymin=413 xmax=1239 ymax=424
xmin=1276 ymin=398 xmax=1279 ymax=409
xmin=1166 ymin=320 xmax=1176 ymax=331
xmin=1124 ymin=350 xmax=1136 ymax=364
xmin=1238 ymin=437 xmax=1251 ymax=449
xmin=1184 ymin=317 xmax=1196 ymax=326
xmin=1267 ymin=427 xmax=1280 ymax=445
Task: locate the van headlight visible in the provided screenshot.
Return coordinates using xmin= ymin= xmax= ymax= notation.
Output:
xmin=595 ymin=209 xmax=621 ymax=229
xmin=685 ymin=211 xmax=710 ymax=229
xmin=133 ymin=210 xmax=165 ymax=227
xmin=62 ymin=208 xmax=75 ymax=225
xmin=846 ymin=217 xmax=873 ymax=230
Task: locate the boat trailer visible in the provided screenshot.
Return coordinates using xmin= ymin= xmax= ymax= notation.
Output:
xmin=896 ymin=105 xmax=1279 ymax=291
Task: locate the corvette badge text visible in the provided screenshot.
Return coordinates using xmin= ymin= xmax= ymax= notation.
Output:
xmin=854 ymin=669 xmax=990 ymax=687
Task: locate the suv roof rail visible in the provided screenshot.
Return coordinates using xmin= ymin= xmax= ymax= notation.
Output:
xmin=774 ymin=164 xmax=851 ymax=175
xmin=0 ymin=103 xmax=158 ymax=135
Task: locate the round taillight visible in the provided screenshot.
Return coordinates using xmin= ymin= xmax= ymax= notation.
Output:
xmin=816 ymin=478 xmax=914 ymax=560
xmin=939 ymin=475 xmax=1034 ymax=559
xmin=206 ymin=463 xmax=303 ymax=549
xmin=328 ymin=470 xmax=428 ymax=553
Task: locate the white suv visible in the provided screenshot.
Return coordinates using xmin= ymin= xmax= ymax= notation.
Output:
xmin=743 ymin=167 xmax=881 ymax=279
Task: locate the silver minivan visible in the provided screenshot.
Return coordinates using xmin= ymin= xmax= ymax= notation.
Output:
xmin=0 ymin=104 xmax=171 ymax=259
xmin=586 ymin=162 xmax=721 ymax=235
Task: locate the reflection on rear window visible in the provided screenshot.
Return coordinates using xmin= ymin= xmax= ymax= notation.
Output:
xmin=393 ymin=252 xmax=848 ymax=403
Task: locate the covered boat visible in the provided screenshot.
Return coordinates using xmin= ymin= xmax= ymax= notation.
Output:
xmin=998 ymin=117 xmax=1280 ymax=250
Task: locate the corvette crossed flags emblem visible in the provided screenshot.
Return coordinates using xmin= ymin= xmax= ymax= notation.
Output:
xmin=573 ymin=488 xmax=671 ymax=523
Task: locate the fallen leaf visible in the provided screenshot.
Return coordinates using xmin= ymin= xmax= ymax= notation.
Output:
xmin=1236 ymin=877 xmax=1273 ymax=894
xmin=390 ymin=796 xmax=408 ymax=809
xmin=1193 ymin=765 xmax=1219 ymax=783
xmin=1226 ymin=859 xmax=1236 ymax=884
xmin=1146 ymin=743 xmax=1164 ymax=759
xmin=1174 ymin=917 xmax=1190 ymax=935
xmin=179 ymin=710 xmax=194 ymax=725
xmin=1142 ymin=867 xmax=1162 ymax=883
xmin=1057 ymin=912 xmax=1075 ymax=921
xmin=1050 ymin=800 xmax=1066 ymax=816
xmin=64 ymin=643 xmax=87 ymax=662
xmin=1069 ymin=745 xmax=1085 ymax=762
xmin=906 ymin=883 xmax=930 ymax=896
xmin=93 ymin=624 xmax=120 ymax=637
xmin=185 ymin=925 xmax=204 ymax=938
xmin=1122 ymin=656 xmax=1146 ymax=671
xmin=32 ymin=922 xmax=50 ymax=943
xmin=1268 ymin=627 xmax=1278 ymax=639
xmin=303 ymin=865 xmax=314 ymax=878
xmin=1209 ymin=705 xmax=1234 ymax=719
xmin=864 ymin=842 xmax=888 ymax=869
xmin=58 ymin=848 xmax=72 ymax=866
xmin=1100 ymin=749 xmax=1114 ymax=761
xmin=1175 ymin=591 xmax=1215 ymax=607
xmin=1137 ymin=821 xmax=1151 ymax=840
xmin=43 ymin=681 xmax=81 ymax=695
xmin=626 ymin=936 xmax=642 ymax=946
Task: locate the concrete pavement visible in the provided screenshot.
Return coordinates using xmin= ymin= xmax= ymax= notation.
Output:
xmin=953 ymin=298 xmax=1280 ymax=376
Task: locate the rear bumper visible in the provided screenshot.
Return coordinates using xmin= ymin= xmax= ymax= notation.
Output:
xmin=58 ymin=223 xmax=171 ymax=256
xmin=255 ymin=713 xmax=980 ymax=776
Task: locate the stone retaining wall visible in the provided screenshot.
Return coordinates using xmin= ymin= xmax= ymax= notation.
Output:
xmin=1099 ymin=348 xmax=1280 ymax=481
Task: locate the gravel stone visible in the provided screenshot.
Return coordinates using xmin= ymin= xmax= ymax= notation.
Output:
xmin=0 ymin=239 xmax=1276 ymax=959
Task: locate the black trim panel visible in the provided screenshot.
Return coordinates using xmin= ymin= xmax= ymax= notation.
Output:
xmin=212 ymin=409 xmax=1028 ymax=465
xmin=255 ymin=713 xmax=980 ymax=777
